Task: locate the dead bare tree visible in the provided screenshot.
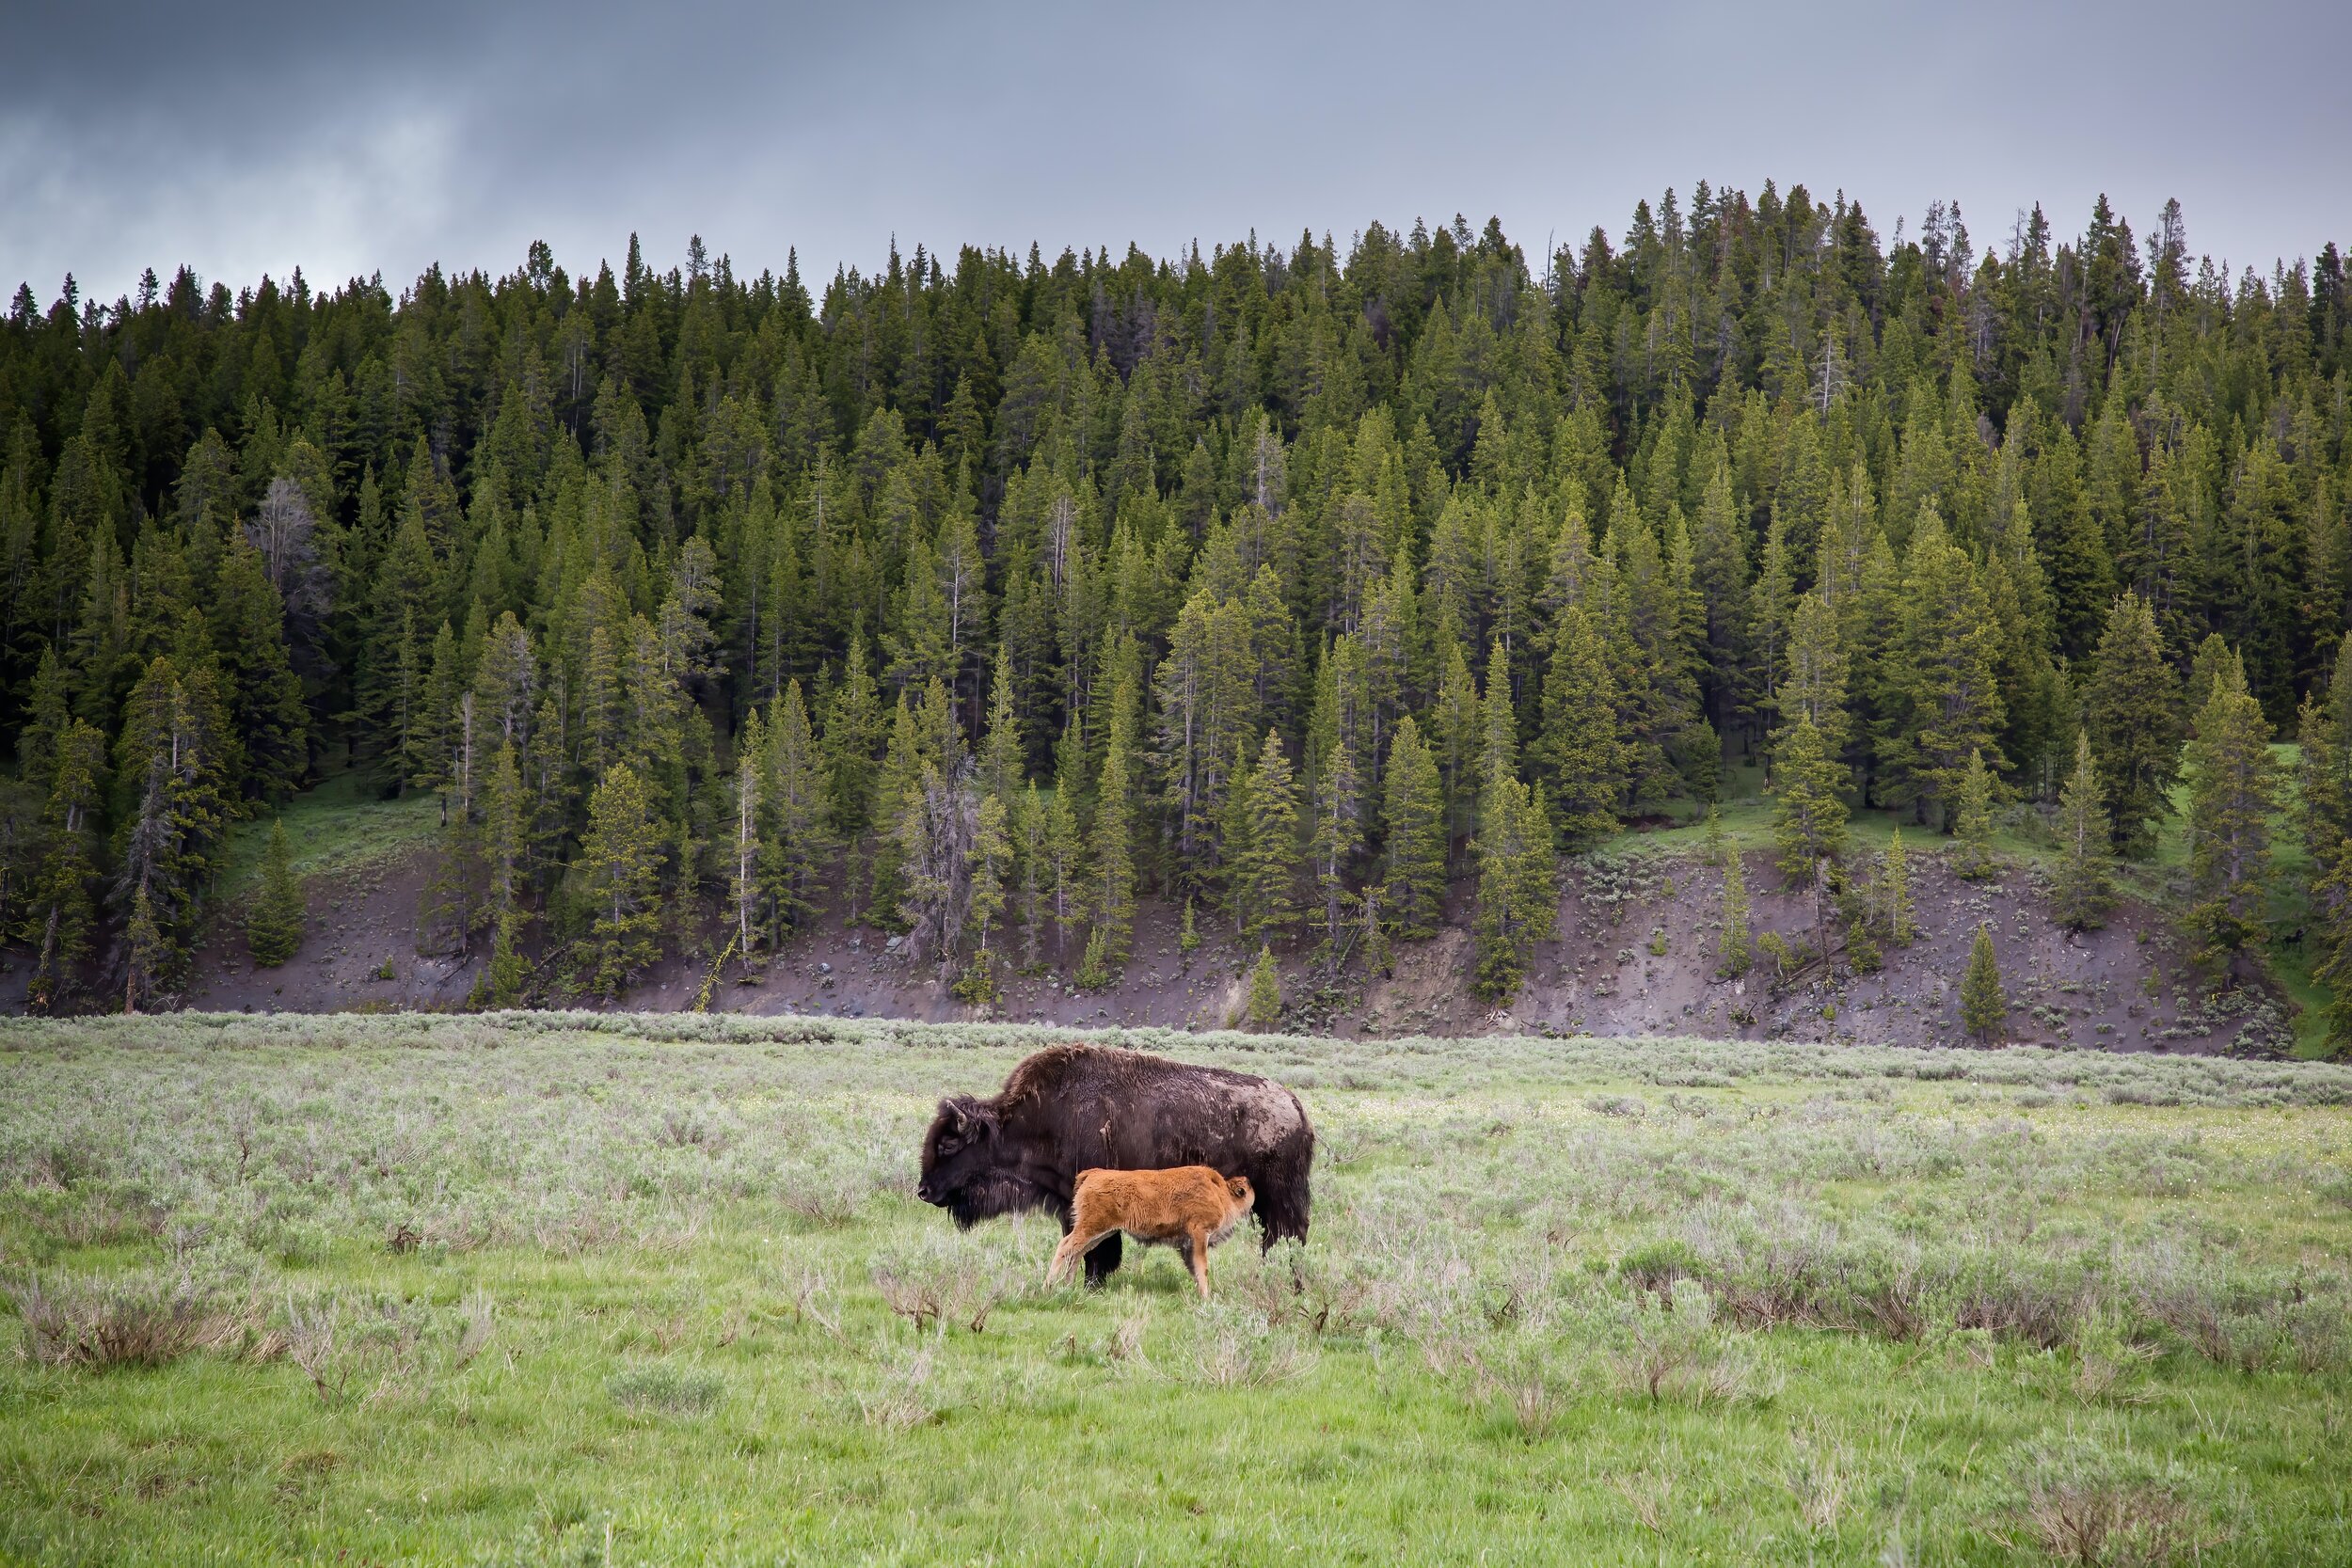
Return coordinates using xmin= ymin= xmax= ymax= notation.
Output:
xmin=247 ymin=477 xmax=329 ymax=627
xmin=897 ymin=762 xmax=978 ymax=974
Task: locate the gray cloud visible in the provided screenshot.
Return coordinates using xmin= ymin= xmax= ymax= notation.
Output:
xmin=6 ymin=0 xmax=2346 ymax=305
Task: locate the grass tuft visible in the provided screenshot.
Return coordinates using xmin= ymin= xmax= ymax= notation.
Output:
xmin=606 ymin=1364 xmax=723 ymax=1417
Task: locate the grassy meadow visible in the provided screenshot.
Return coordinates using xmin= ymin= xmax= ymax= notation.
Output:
xmin=212 ymin=770 xmax=441 ymax=905
xmin=2 ymin=1013 xmax=2350 ymax=1565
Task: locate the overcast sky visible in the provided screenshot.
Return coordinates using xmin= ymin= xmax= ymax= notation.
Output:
xmin=6 ymin=0 xmax=2347 ymax=307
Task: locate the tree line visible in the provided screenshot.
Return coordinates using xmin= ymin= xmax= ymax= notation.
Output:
xmin=2 ymin=189 xmax=2348 ymax=1034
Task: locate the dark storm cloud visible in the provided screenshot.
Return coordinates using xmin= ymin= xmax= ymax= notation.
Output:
xmin=7 ymin=0 xmax=2347 ymax=305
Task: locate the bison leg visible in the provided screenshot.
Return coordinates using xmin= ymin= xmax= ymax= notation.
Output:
xmin=1081 ymin=1228 xmax=1123 ymax=1286
xmin=1187 ymin=1227 xmax=1213 ymax=1298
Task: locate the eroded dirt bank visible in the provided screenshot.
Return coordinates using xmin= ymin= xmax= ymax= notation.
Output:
xmin=166 ymin=843 xmax=2287 ymax=1054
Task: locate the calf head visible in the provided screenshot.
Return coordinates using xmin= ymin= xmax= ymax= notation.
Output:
xmin=1225 ymin=1175 xmax=1255 ymax=1214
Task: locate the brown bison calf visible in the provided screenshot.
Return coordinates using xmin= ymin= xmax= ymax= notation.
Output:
xmin=1045 ymin=1166 xmax=1255 ymax=1299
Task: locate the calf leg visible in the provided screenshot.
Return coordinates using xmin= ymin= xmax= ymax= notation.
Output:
xmin=1082 ymin=1228 xmax=1123 ymax=1287
xmin=1187 ymin=1227 xmax=1213 ymax=1298
xmin=1047 ymin=1227 xmax=1120 ymax=1287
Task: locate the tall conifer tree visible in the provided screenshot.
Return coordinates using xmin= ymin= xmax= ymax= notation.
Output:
xmin=578 ymin=761 xmax=666 ymax=997
xmin=1379 ymin=716 xmax=1448 ymax=939
xmin=2084 ymin=593 xmax=2183 ymax=856
xmin=2182 ymin=656 xmax=2279 ymax=973
xmin=2053 ymin=734 xmax=2118 ymax=930
xmin=1231 ymin=729 xmax=1301 ymax=948
xmin=246 ymin=818 xmax=306 ymax=966
xmin=1534 ymin=602 xmax=1624 ymax=847
xmin=1470 ymin=773 xmax=1555 ymax=1004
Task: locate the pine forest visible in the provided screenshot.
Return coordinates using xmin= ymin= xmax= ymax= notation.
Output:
xmin=5 ymin=189 xmax=2351 ymax=1042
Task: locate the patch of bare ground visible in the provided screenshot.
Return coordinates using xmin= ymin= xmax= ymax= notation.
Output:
xmin=128 ymin=842 xmax=2286 ymax=1054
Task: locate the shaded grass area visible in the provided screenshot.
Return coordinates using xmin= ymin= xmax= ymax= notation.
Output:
xmin=212 ymin=771 xmax=438 ymax=905
xmin=2 ymin=1014 xmax=2349 ymax=1564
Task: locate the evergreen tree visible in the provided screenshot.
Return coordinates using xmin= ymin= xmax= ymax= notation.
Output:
xmin=1772 ymin=716 xmax=1849 ymax=962
xmin=113 ymin=655 xmax=234 ymax=994
xmin=1431 ymin=640 xmax=1483 ymax=855
xmin=866 ymin=695 xmax=926 ymax=927
xmin=579 ymin=620 xmax=624 ymax=782
xmin=1247 ymin=944 xmax=1283 ymax=1028
xmin=2299 ymin=636 xmax=2352 ymax=875
xmin=1470 ymin=773 xmax=1555 ymax=1005
xmin=1014 ymin=783 xmax=1049 ymax=971
xmin=757 ymin=680 xmax=828 ymax=941
xmin=2181 ymin=657 xmax=2279 ymax=973
xmin=2083 ymin=593 xmax=2182 ymax=856
xmin=1230 ymin=729 xmax=1301 ymax=947
xmin=730 ymin=709 xmax=764 ymax=965
xmin=1533 ymin=601 xmax=1624 ymax=847
xmin=122 ymin=883 xmax=167 ymax=1015
xmin=884 ymin=522 xmax=953 ymax=693
xmin=1746 ymin=508 xmax=1797 ymax=738
xmin=417 ymin=683 xmax=485 ymax=956
xmin=1074 ymin=925 xmax=1115 ymax=991
xmin=959 ymin=790 xmax=1010 ymax=1004
xmin=70 ymin=528 xmax=131 ymax=725
xmin=1086 ymin=669 xmax=1140 ymax=976
xmin=2053 ymin=733 xmax=2118 ymax=930
xmin=26 ymin=719 xmax=106 ymax=1012
xmin=578 ymin=761 xmax=666 ymax=997
xmin=245 ymin=818 xmax=305 ymax=966
xmin=2179 ymin=634 xmax=2231 ymax=732
xmin=1045 ymin=782 xmax=1084 ymax=962
xmin=1379 ymin=715 xmax=1448 ymax=939
xmin=1961 ymin=923 xmax=2007 ymax=1042
xmin=2299 ymin=640 xmax=2352 ymax=1052
xmin=211 ymin=531 xmax=310 ymax=801
xmin=18 ymin=649 xmax=72 ymax=800
xmin=821 ymin=625 xmax=884 ymax=839
xmin=1718 ymin=847 xmax=1752 ymax=977
xmin=1951 ymin=749 xmax=1998 ymax=879
xmin=977 ymin=646 xmax=1024 ymax=806
xmin=1882 ymin=509 xmax=2004 ymax=827
xmin=1777 ymin=592 xmax=1851 ymax=763
xmin=1879 ymin=827 xmax=1915 ymax=944
xmin=1306 ymin=638 xmax=1370 ymax=966
xmin=478 ymin=742 xmax=530 ymax=1006
xmin=1478 ymin=637 xmax=1517 ymax=824
xmin=365 ymin=506 xmax=441 ymax=769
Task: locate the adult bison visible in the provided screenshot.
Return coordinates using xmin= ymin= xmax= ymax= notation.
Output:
xmin=914 ymin=1043 xmax=1313 ymax=1284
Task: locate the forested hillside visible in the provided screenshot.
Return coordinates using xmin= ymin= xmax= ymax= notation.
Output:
xmin=4 ymin=188 xmax=2350 ymax=1035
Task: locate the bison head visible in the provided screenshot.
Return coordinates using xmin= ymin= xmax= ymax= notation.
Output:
xmin=915 ymin=1096 xmax=1045 ymax=1227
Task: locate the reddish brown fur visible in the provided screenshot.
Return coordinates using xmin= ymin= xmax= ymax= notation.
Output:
xmin=1045 ymin=1165 xmax=1255 ymax=1298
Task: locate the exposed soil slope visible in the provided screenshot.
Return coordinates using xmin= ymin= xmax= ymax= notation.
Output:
xmin=167 ymin=835 xmax=2289 ymax=1055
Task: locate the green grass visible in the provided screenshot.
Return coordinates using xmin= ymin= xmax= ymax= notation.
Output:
xmin=3 ymin=1014 xmax=2349 ymax=1565
xmin=212 ymin=771 xmax=439 ymax=905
